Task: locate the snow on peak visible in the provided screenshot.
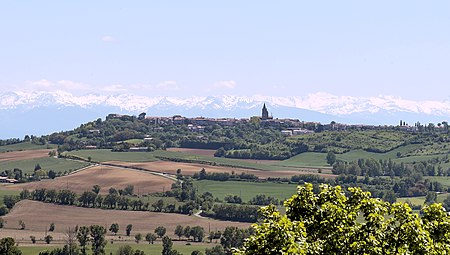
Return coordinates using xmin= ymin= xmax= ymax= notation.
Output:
xmin=1 ymin=90 xmax=450 ymax=117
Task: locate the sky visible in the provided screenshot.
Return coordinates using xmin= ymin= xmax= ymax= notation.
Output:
xmin=1 ymin=1 xmax=450 ymax=100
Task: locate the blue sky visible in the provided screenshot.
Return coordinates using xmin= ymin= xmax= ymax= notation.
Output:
xmin=1 ymin=1 xmax=450 ymax=100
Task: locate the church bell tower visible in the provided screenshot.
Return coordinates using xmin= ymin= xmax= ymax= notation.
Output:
xmin=262 ymin=103 xmax=269 ymax=120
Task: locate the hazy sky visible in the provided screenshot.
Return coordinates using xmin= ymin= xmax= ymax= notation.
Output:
xmin=1 ymin=1 xmax=450 ymax=100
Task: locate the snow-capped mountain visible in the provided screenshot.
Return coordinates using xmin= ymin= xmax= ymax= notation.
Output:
xmin=1 ymin=90 xmax=449 ymax=139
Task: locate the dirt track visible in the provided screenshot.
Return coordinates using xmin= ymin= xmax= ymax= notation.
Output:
xmin=0 ymin=200 xmax=250 ymax=241
xmin=5 ymin=165 xmax=174 ymax=195
xmin=0 ymin=149 xmax=52 ymax=162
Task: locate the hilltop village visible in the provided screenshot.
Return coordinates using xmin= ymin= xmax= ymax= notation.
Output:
xmin=105 ymin=104 xmax=430 ymax=137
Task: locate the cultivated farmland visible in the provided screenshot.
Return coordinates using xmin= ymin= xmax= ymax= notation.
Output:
xmin=0 ymin=149 xmax=52 ymax=162
xmin=1 ymin=200 xmax=250 ymax=240
xmin=5 ymin=165 xmax=174 ymax=195
xmin=106 ymin=160 xmax=336 ymax=179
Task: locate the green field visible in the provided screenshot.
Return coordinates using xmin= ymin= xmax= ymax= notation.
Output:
xmin=0 ymin=142 xmax=56 ymax=153
xmin=289 ymin=130 xmax=414 ymax=154
xmin=19 ymin=242 xmax=215 ymax=255
xmin=425 ymin=176 xmax=450 ymax=188
xmin=66 ymin=149 xmax=286 ymax=171
xmin=65 ymin=149 xmax=158 ymax=163
xmin=0 ymin=157 xmax=91 ymax=174
xmin=397 ymin=193 xmax=448 ymax=207
xmin=123 ymin=138 xmax=144 ymax=144
xmin=195 ymin=180 xmax=298 ymax=202
xmin=273 ymin=152 xmax=329 ymax=167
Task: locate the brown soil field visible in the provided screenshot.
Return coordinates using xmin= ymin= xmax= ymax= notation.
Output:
xmin=0 ymin=200 xmax=250 ymax=241
xmin=107 ymin=160 xmax=336 ymax=179
xmin=166 ymin=148 xmax=217 ymax=157
xmin=0 ymin=149 xmax=51 ymax=162
xmin=5 ymin=165 xmax=174 ymax=195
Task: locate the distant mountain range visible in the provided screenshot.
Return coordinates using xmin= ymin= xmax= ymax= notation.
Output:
xmin=1 ymin=90 xmax=449 ymax=139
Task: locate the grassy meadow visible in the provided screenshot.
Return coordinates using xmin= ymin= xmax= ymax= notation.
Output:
xmin=195 ymin=180 xmax=298 ymax=202
xmin=18 ymin=242 xmax=215 ymax=255
xmin=0 ymin=157 xmax=91 ymax=174
xmin=65 ymin=149 xmax=159 ymax=163
xmin=0 ymin=143 xmax=56 ymax=153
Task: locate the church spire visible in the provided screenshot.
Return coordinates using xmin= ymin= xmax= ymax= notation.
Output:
xmin=262 ymin=103 xmax=269 ymax=120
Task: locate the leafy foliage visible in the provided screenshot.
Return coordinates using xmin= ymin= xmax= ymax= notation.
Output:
xmin=237 ymin=183 xmax=450 ymax=255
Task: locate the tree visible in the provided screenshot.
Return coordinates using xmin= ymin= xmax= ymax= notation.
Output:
xmin=90 ymin=225 xmax=107 ymax=255
xmin=92 ymin=185 xmax=101 ymax=195
xmin=183 ymin=226 xmax=191 ymax=240
xmin=0 ymin=207 xmax=8 ymax=217
xmin=190 ymin=226 xmax=205 ymax=242
xmin=162 ymin=236 xmax=173 ymax=255
xmin=3 ymin=195 xmax=19 ymax=209
xmin=425 ymin=191 xmax=437 ymax=205
xmin=64 ymin=226 xmax=79 ymax=255
xmin=0 ymin=237 xmax=22 ymax=255
xmin=44 ymin=235 xmax=53 ymax=244
xmin=49 ymin=222 xmax=55 ymax=232
xmin=443 ymin=194 xmax=450 ymax=211
xmin=382 ymin=190 xmax=397 ymax=204
xmin=116 ymin=245 xmax=134 ymax=255
xmin=77 ymin=226 xmax=90 ymax=255
xmin=124 ymin=185 xmax=134 ymax=196
xmin=18 ymin=220 xmax=25 ymax=230
xmin=155 ymin=226 xmax=166 ymax=238
xmin=48 ymin=170 xmax=57 ymax=179
xmin=237 ymin=183 xmax=450 ymax=254
xmin=0 ymin=218 xmax=5 ymax=228
xmin=126 ymin=224 xmax=133 ymax=236
xmin=220 ymin=226 xmax=251 ymax=253
xmin=116 ymin=245 xmax=144 ymax=255
xmin=109 ymin=223 xmax=119 ymax=235
xmin=174 ymin=225 xmax=184 ymax=240
xmin=30 ymin=236 xmax=36 ymax=244
xmin=326 ymin=151 xmax=336 ymax=166
xmin=19 ymin=189 xmax=31 ymax=200
xmin=145 ymin=233 xmax=157 ymax=244
xmin=191 ymin=251 xmax=204 ymax=255
xmin=205 ymin=245 xmax=225 ymax=255
xmin=134 ymin=233 xmax=142 ymax=243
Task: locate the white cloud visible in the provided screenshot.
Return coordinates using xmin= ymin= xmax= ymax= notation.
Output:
xmin=101 ymin=35 xmax=114 ymax=42
xmin=19 ymin=79 xmax=90 ymax=94
xmin=153 ymin=81 xmax=179 ymax=90
xmin=101 ymin=84 xmax=127 ymax=93
xmin=130 ymin=81 xmax=180 ymax=92
xmin=57 ymin=80 xmax=89 ymax=91
xmin=212 ymin=80 xmax=236 ymax=89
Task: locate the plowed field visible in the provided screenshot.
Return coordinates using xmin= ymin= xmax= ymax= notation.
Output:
xmin=6 ymin=165 xmax=174 ymax=195
xmin=0 ymin=149 xmax=51 ymax=162
xmin=0 ymin=200 xmax=250 ymax=240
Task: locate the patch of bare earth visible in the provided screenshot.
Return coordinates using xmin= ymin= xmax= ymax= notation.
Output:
xmin=6 ymin=166 xmax=174 ymax=195
xmin=107 ymin=161 xmax=336 ymax=179
xmin=0 ymin=149 xmax=52 ymax=162
xmin=0 ymin=200 xmax=250 ymax=242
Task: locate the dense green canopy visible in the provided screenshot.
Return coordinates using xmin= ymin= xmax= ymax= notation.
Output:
xmin=236 ymin=183 xmax=450 ymax=255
